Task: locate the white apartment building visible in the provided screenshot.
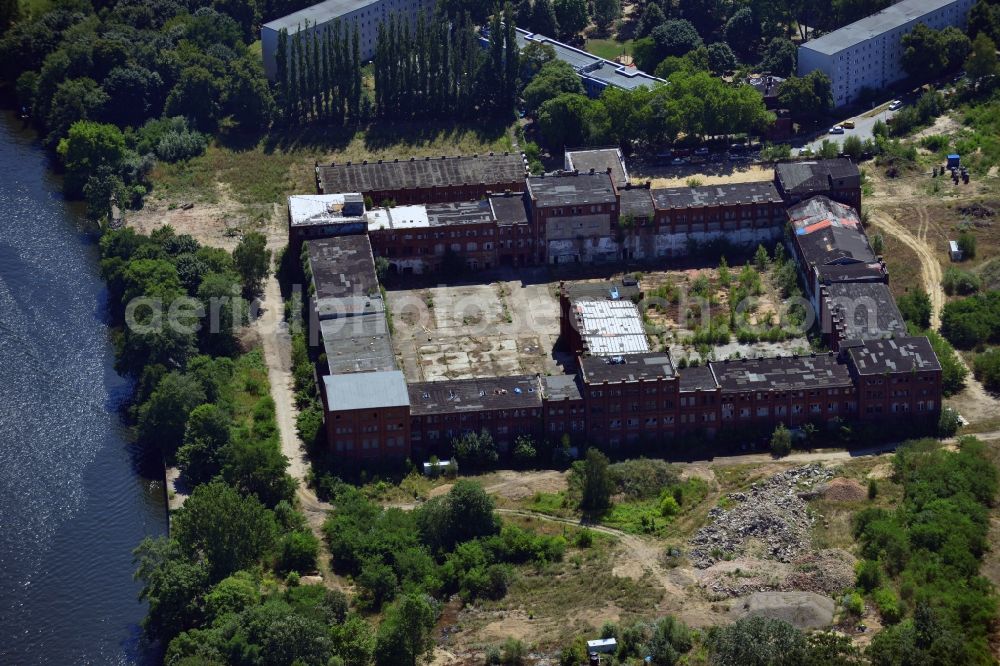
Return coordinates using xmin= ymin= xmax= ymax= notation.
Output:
xmin=261 ymin=0 xmax=436 ymax=80
xmin=797 ymin=0 xmax=976 ymax=107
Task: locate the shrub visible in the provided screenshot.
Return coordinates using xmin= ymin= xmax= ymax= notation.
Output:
xmin=770 ymin=423 xmax=792 ymax=457
xmin=856 ymin=559 xmax=882 ymax=592
xmin=942 ymin=267 xmax=981 ymax=295
xmin=575 ymin=528 xmax=594 ymax=548
xmin=278 ymin=529 xmax=320 ymax=574
xmin=873 ymin=587 xmax=903 ymax=624
xmin=938 ymin=407 xmax=961 ymax=437
xmin=868 ymin=479 xmax=878 ymax=500
xmin=973 ymin=348 xmax=1000 ymax=392
xmin=659 ymin=494 xmax=681 ymax=518
xmin=957 ymin=231 xmax=977 ymax=259
xmin=843 ymin=591 xmax=864 ymax=616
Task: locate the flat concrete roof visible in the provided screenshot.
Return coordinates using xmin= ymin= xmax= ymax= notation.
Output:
xmin=307 ymin=235 xmax=379 ymax=301
xmin=824 ymin=282 xmax=906 ymax=341
xmin=320 ymin=314 xmax=396 ymax=375
xmin=565 ymin=148 xmax=629 ymax=186
xmin=652 ymin=182 xmax=782 ymax=209
xmin=324 ymin=370 xmax=409 ymax=412
xmin=289 ymin=193 xmax=365 ymax=228
xmin=711 ymin=353 xmax=853 ymax=392
xmin=527 ymin=172 xmax=617 ymax=208
xmin=801 ymin=0 xmax=969 ymax=55
xmin=408 ymin=375 xmax=542 ymax=415
xmin=776 ymin=160 xmax=860 ymax=196
xmin=580 ymin=352 xmax=675 ymax=384
xmin=678 ymin=365 xmax=719 ymax=392
xmin=541 ymin=373 xmax=584 ymax=401
xmin=488 ymin=192 xmax=531 ymax=226
xmin=620 ymin=187 xmax=655 ymax=219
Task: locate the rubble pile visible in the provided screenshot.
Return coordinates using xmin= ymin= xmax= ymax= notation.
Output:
xmin=689 ymin=464 xmax=833 ymax=569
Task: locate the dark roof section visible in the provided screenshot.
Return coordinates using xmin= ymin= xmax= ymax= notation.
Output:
xmin=797 ymin=224 xmax=876 ymax=268
xmin=775 ymin=159 xmax=860 ymax=196
xmin=489 ymin=192 xmax=531 ymax=226
xmin=408 ymin=376 xmax=542 ymax=415
xmin=542 ymin=374 xmax=584 ymax=401
xmin=307 ymin=235 xmax=379 ymax=301
xmin=824 ymin=282 xmax=906 ymax=340
xmin=620 ymin=186 xmax=655 ymax=219
xmin=678 ymin=365 xmax=719 ymax=392
xmin=844 ymin=337 xmax=941 ymax=375
xmin=747 ymin=74 xmax=785 ymax=97
xmin=565 ymin=148 xmax=629 ymax=186
xmin=527 ymin=172 xmax=617 ymax=207
xmin=580 ymin=352 xmax=676 ymax=384
xmin=651 ymin=181 xmax=783 ymax=209
xmin=425 ymin=200 xmax=494 ymax=226
xmin=562 ymin=280 xmax=642 ymax=302
xmin=816 ymin=262 xmax=887 ymax=284
xmin=317 ymin=152 xmax=526 ymax=194
xmin=711 ymin=353 xmax=852 ymax=392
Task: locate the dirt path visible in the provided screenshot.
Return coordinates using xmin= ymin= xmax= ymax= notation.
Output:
xmin=868 ymin=208 xmax=944 ymax=327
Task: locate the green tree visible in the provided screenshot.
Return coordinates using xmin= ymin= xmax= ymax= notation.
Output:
xmin=43 ymin=77 xmax=110 ymax=150
xmin=777 ymin=71 xmax=832 ymax=120
xmin=133 ymin=537 xmax=210 ymax=642
xmin=635 ymin=3 xmax=666 ymax=39
xmin=593 ymin=0 xmax=621 ymax=33
xmin=373 ymin=593 xmax=438 ymax=666
xmin=138 ymin=372 xmax=207 ymax=461
xmin=646 ymin=615 xmax=693 ymax=665
xmin=176 ymin=403 xmax=232 ymax=485
xmin=553 ymin=0 xmax=588 ymax=39
xmin=725 ymin=7 xmax=761 ymax=60
xmin=537 ymin=92 xmax=601 ymax=149
xmin=56 ymin=120 xmax=126 ymax=198
xmin=233 ymin=231 xmax=272 ymax=299
xmin=902 ymin=24 xmax=948 ymax=80
xmin=651 ymin=19 xmax=703 ymax=60
xmin=224 ymin=55 xmax=275 ymax=128
xmin=973 ymin=348 xmax=1000 ymax=392
xmin=164 ymin=66 xmax=222 ymax=132
xmin=522 ymin=59 xmax=585 ymax=112
xmin=222 ymin=436 xmax=297 ymax=507
xmin=452 ymin=428 xmax=499 ymax=468
xmin=530 ymin=0 xmax=559 ymax=36
xmin=770 ymin=422 xmax=792 ymax=457
xmin=706 ymin=42 xmax=737 ymax=75
xmin=966 ymin=33 xmax=1000 ymax=85
xmin=707 ymin=616 xmax=808 ymax=665
xmin=171 ymin=481 xmax=279 ymax=580
xmin=897 ymin=288 xmax=932 ymax=329
xmin=759 ymin=37 xmax=797 ymax=77
xmin=204 ymin=571 xmax=259 ymax=621
xmin=579 ymin=447 xmax=612 ymax=514
xmin=513 ymin=435 xmax=537 ymax=465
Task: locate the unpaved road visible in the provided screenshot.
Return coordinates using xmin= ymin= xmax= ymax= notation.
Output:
xmin=868 ymin=207 xmax=944 ymax=327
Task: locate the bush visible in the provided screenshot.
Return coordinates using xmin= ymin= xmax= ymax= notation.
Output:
xmin=659 ymin=494 xmax=681 ymax=518
xmin=938 ymin=406 xmax=961 ymax=437
xmin=957 ymin=231 xmax=977 ymax=259
xmin=843 ymin=591 xmax=865 ymax=616
xmin=942 ymin=267 xmax=981 ymax=295
xmin=873 ymin=587 xmax=903 ymax=624
xmin=575 ymin=528 xmax=594 ymax=548
xmin=278 ymin=529 xmax=320 ymax=574
xmin=856 ymin=559 xmax=882 ymax=592
xmin=973 ymin=348 xmax=1000 ymax=392
xmin=770 ymin=423 xmax=792 ymax=457
xmin=868 ymin=479 xmax=878 ymax=500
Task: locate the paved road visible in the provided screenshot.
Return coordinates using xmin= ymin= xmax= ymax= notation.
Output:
xmin=797 ymin=103 xmax=899 ymax=155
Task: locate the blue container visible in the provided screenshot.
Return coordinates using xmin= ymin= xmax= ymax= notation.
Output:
xmin=947 ymin=154 xmax=961 ymax=168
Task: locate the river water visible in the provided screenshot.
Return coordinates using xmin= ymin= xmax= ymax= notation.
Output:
xmin=0 ymin=113 xmax=167 ymax=663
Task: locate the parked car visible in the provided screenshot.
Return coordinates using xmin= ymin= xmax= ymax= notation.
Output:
xmin=888 ymin=100 xmax=903 ymax=110
xmin=829 ymin=125 xmax=845 ymax=134
xmin=694 ymin=147 xmax=710 ymax=156
xmin=671 ymin=157 xmax=687 ymax=166
xmin=842 ymin=120 xmax=855 ymax=129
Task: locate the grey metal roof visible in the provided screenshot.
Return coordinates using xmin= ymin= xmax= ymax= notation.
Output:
xmin=488 ymin=192 xmax=530 ymax=226
xmin=307 ymin=235 xmax=379 ymax=301
xmin=317 ymin=153 xmax=526 ymax=194
xmin=527 ymin=172 xmax=617 ymax=207
xmin=619 ymin=187 xmax=655 ymax=219
xmin=320 ymin=313 xmax=396 ymax=375
xmin=776 ymin=160 xmax=860 ymax=195
xmin=796 ymin=224 xmax=877 ymax=269
xmin=711 ymin=353 xmax=852 ymax=392
xmin=323 ymin=370 xmax=410 ymax=411
xmin=801 ymin=0 xmax=969 ymax=55
xmin=845 ymin=336 xmax=941 ymax=375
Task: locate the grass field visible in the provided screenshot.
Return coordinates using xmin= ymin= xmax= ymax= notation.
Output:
xmin=150 ymin=120 xmax=516 ymax=208
xmin=585 ymin=38 xmax=633 ymax=62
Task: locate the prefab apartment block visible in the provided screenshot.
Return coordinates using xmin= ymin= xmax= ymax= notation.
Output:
xmin=797 ymin=0 xmax=975 ymax=107
xmin=261 ymin=0 xmax=436 ymax=80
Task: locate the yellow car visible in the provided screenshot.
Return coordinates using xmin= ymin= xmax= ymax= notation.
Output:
xmin=842 ymin=120 xmax=856 ymax=129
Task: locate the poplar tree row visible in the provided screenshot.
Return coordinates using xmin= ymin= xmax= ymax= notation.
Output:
xmin=274 ymin=19 xmax=364 ymax=125
xmin=373 ymin=5 xmax=519 ymax=121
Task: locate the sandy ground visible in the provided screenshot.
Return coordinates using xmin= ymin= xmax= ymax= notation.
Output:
xmin=633 ymin=164 xmax=775 ymax=189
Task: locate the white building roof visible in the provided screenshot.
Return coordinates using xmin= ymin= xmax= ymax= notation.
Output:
xmin=366 ymin=205 xmax=430 ymax=231
xmin=575 ymin=299 xmax=650 ymax=356
xmin=801 ymin=0 xmax=968 ymax=55
xmin=289 ymin=193 xmax=364 ymax=227
xmin=263 ymin=0 xmax=381 ymax=32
